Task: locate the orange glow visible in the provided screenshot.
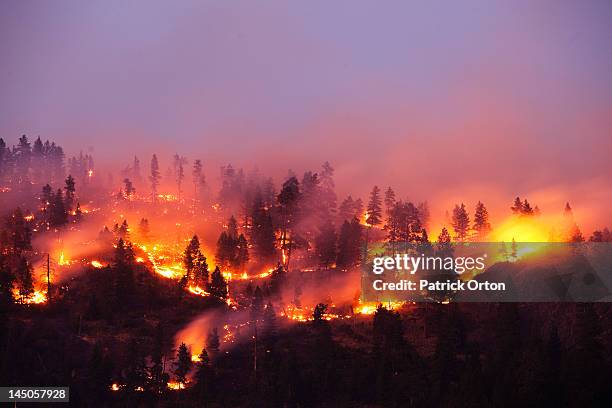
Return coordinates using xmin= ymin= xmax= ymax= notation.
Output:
xmin=491 ymin=216 xmax=552 ymax=242
xmin=188 ymin=285 xmax=210 ymax=297
xmin=91 ymin=260 xmax=104 ymax=268
xmin=167 ymin=381 xmax=186 ymax=390
xmin=58 ymin=250 xmax=71 ymax=266
xmin=13 ymin=288 xmax=47 ymax=304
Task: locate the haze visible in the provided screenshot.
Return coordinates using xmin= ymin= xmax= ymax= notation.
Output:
xmin=1 ymin=0 xmax=611 ymax=228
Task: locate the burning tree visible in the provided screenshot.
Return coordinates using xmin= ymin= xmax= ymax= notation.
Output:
xmin=183 ymin=235 xmax=208 ymax=286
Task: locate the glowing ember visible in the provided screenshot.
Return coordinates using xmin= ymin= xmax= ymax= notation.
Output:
xmin=188 ymin=285 xmax=210 ymax=297
xmin=167 ymin=381 xmax=186 ymax=390
xmin=13 ymin=288 xmax=47 ymax=304
xmin=91 ymin=260 xmax=104 ymax=268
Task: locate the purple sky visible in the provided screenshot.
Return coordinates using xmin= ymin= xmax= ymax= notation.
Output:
xmin=1 ymin=0 xmax=611 ymax=226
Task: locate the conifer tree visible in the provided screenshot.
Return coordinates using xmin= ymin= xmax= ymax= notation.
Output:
xmin=336 ymin=218 xmax=362 ymax=270
xmin=314 ymin=223 xmax=337 ymax=268
xmin=208 ymin=266 xmax=228 ymax=299
xmin=64 ymin=175 xmax=76 ymax=210
xmin=193 ymin=348 xmax=211 ymax=401
xmin=436 ymin=228 xmax=453 ymax=258
xmin=366 ymin=186 xmax=383 ymax=227
xmin=384 ymin=187 xmax=396 ymax=215
xmin=451 ymin=203 xmax=470 ymax=242
xmin=522 ymin=199 xmax=534 ymax=216
xmin=149 ymin=154 xmax=160 ymax=201
xmin=511 ymin=197 xmax=523 ymax=214
xmin=174 ymin=343 xmax=193 ymax=387
xmin=184 ymin=235 xmax=208 ymax=283
xmin=251 ymin=195 xmax=276 ymax=263
xmin=50 ymin=189 xmax=68 ymax=227
xmin=206 ymin=328 xmax=220 ymax=358
xmin=473 ymin=201 xmax=491 ymax=240
xmin=16 ymin=256 xmax=34 ymax=302
xmin=192 ymin=159 xmax=203 ymax=206
xmin=138 ymin=218 xmax=150 ymax=240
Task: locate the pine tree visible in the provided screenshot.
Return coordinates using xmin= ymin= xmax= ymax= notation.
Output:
xmin=315 ymin=223 xmax=337 ymax=268
xmin=114 ymin=238 xmax=135 ymax=302
xmin=473 ymin=201 xmax=491 ymax=240
xmin=366 ymin=186 xmax=383 ymax=227
xmin=436 ymin=228 xmax=453 ymax=258
xmin=193 ymin=348 xmax=211 ymax=401
xmin=206 ymin=328 xmax=220 ymax=359
xmin=338 ymin=195 xmax=356 ymax=222
xmin=319 ymin=161 xmax=337 ymax=218
xmin=149 ymin=154 xmax=160 ymax=201
xmin=384 ymin=187 xmax=396 ymax=215
xmin=417 ymin=201 xmax=431 ymax=230
xmin=277 ymin=176 xmax=300 ymax=261
xmin=123 ymin=178 xmax=135 ymax=198
xmin=138 ymin=218 xmax=150 ymax=240
xmin=184 ymin=235 xmax=207 ymax=283
xmin=64 ymin=175 xmax=76 ymax=211
xmin=16 ymin=256 xmax=34 ymax=302
xmin=511 ymin=197 xmax=523 ymax=214
xmin=50 ymin=189 xmax=68 ymax=227
xmin=522 ymin=199 xmax=534 ymax=216
xmin=192 ymin=159 xmax=203 ymax=206
xmin=235 ymin=234 xmax=249 ymax=272
xmin=208 ymin=266 xmax=228 ymax=299
xmin=174 ymin=343 xmax=193 ymax=387
xmin=417 ymin=229 xmax=434 ymax=255
xmin=148 ymin=323 xmax=168 ymax=394
xmin=251 ymin=195 xmax=276 ymax=263
xmin=336 ymin=218 xmax=362 ymax=270
xmin=132 ymin=156 xmax=141 ymax=184
xmin=451 ymin=203 xmax=470 ymax=242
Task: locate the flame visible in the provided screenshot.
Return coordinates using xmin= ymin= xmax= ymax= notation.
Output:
xmin=91 ymin=260 xmax=104 ymax=268
xmin=12 ymin=288 xmax=47 ymax=304
xmin=167 ymin=381 xmax=186 ymax=390
xmin=58 ymin=250 xmax=73 ymax=266
xmin=188 ymin=285 xmax=210 ymax=297
xmin=157 ymin=193 xmax=178 ymax=202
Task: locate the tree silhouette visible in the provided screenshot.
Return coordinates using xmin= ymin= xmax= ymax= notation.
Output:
xmin=451 ymin=203 xmax=470 ymax=241
xmin=174 ymin=343 xmax=193 ymax=387
xmin=473 ymin=201 xmax=491 ymax=240
xmin=149 ymin=154 xmax=160 ymax=201
xmin=366 ymin=186 xmax=383 ymax=227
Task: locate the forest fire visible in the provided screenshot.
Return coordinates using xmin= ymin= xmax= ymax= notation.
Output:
xmin=12 ymin=288 xmax=47 ymax=304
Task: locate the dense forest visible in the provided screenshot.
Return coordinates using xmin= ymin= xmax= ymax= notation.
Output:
xmin=1 ymin=135 xmax=611 ymax=407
